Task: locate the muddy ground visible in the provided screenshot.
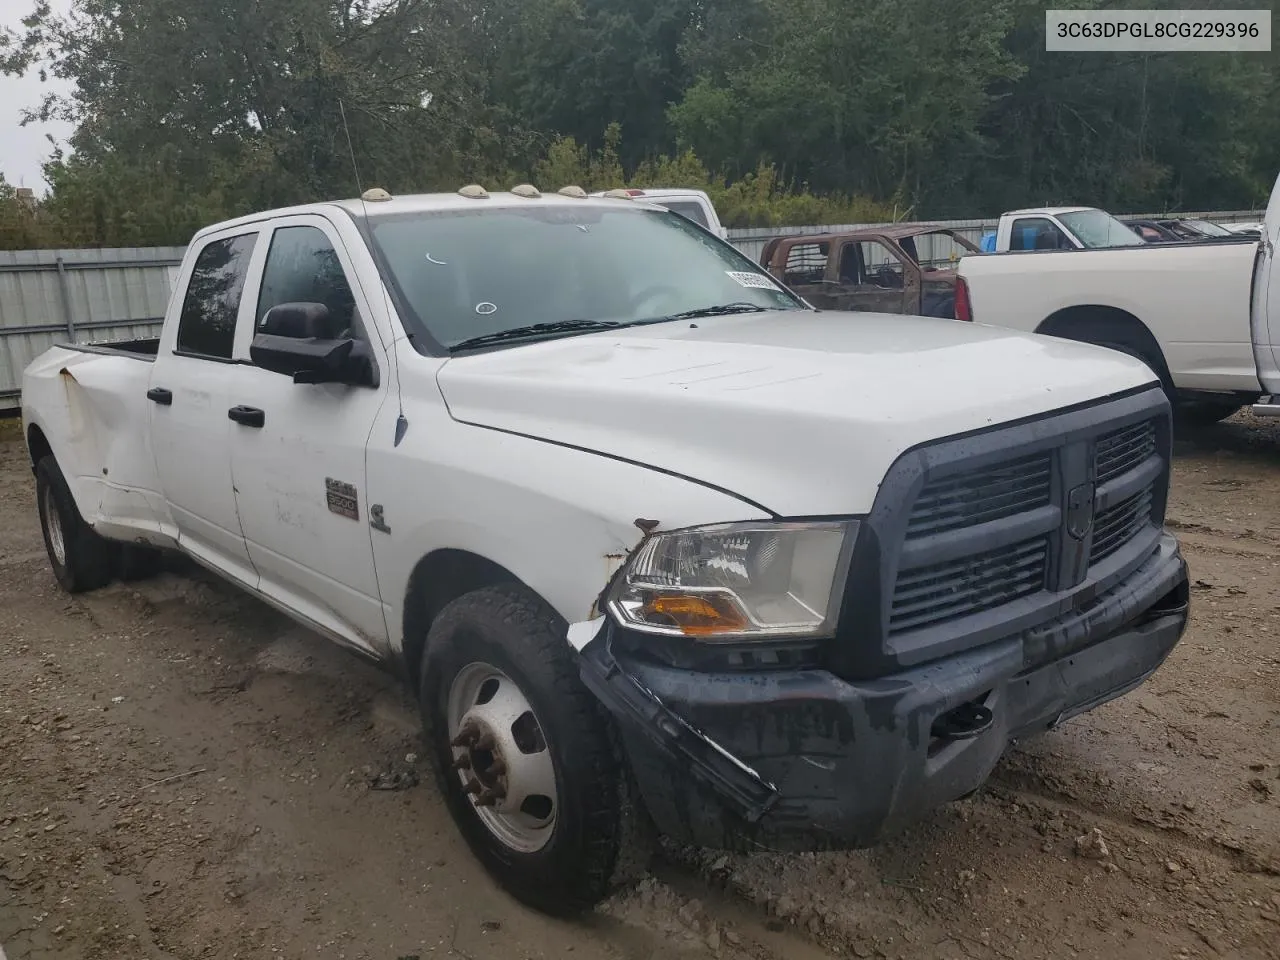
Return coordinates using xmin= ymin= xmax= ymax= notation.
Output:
xmin=1 ymin=412 xmax=1278 ymax=960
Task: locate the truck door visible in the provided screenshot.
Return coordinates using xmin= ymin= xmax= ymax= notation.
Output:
xmin=147 ymin=228 xmax=261 ymax=585
xmin=225 ymin=216 xmax=394 ymax=658
xmin=830 ymin=240 xmax=912 ymax=314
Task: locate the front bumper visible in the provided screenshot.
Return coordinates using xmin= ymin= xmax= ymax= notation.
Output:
xmin=580 ymin=533 xmax=1189 ymax=852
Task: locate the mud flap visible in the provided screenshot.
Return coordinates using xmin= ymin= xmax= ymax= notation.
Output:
xmin=577 ymin=631 xmax=780 ymax=824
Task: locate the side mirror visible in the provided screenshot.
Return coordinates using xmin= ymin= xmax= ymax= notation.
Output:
xmin=250 ymin=302 xmax=378 ymax=387
xmin=260 ymin=302 xmax=336 ymax=339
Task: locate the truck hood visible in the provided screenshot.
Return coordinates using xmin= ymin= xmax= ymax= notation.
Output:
xmin=436 ymin=311 xmax=1157 ymax=516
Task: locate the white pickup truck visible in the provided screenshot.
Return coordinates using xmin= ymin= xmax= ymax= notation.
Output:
xmin=591 ymin=187 xmax=728 ymax=238
xmin=989 ymin=206 xmax=1150 ymax=252
xmin=958 ymin=199 xmax=1270 ymax=423
xmin=22 ymin=185 xmax=1191 ymax=915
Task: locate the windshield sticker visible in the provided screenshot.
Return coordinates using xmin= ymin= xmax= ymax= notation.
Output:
xmin=425 ymin=253 xmax=448 ymax=265
xmin=726 ymin=271 xmax=781 ymax=290
xmin=475 ymin=302 xmax=497 ymax=315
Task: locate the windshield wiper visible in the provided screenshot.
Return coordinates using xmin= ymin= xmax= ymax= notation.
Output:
xmin=664 ymin=302 xmax=770 ymax=321
xmin=451 ymin=319 xmax=622 ymax=351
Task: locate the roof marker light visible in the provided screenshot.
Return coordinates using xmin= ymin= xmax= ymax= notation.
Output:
xmin=361 ymin=188 xmax=392 ymax=202
xmin=557 ymin=185 xmax=588 ymax=198
xmin=458 ymin=184 xmax=489 ymax=199
xmin=510 ymin=184 xmax=541 ymax=198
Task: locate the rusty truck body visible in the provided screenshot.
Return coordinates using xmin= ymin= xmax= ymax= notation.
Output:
xmin=760 ymin=225 xmax=980 ymax=318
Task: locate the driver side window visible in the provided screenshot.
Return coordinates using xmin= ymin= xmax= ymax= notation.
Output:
xmin=257 ymin=226 xmax=362 ymax=340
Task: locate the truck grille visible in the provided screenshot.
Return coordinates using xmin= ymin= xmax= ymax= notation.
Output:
xmin=905 ymin=453 xmax=1051 ymax=538
xmin=887 ymin=412 xmax=1164 ymax=639
xmin=889 ymin=537 xmax=1048 ymax=634
xmin=1095 ymin=420 xmax=1156 ymax=485
xmin=1090 ymin=484 xmax=1154 ymax=564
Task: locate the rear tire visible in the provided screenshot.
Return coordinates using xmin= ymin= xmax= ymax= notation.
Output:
xmin=418 ymin=583 xmax=647 ymax=915
xmin=35 ymin=456 xmax=116 ymax=594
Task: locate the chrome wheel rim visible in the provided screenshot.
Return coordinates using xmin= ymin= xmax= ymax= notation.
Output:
xmin=44 ymin=485 xmax=66 ymax=568
xmin=446 ymin=662 xmax=558 ymax=854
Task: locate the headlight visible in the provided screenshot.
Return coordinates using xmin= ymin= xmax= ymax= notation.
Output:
xmin=606 ymin=521 xmax=856 ymax=641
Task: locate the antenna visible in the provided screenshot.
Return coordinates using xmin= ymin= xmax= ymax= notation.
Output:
xmin=338 ymin=99 xmax=408 ymax=441
xmin=339 ymin=100 xmax=366 ymax=196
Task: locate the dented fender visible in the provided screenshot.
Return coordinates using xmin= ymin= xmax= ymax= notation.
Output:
xmin=22 ymin=346 xmax=177 ymax=546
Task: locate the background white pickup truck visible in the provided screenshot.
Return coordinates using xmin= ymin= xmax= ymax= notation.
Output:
xmin=989 ymin=206 xmax=1149 ymax=252
xmin=591 ymin=187 xmax=727 ymax=238
xmin=22 ymin=185 xmax=1191 ymax=916
xmin=958 ymin=193 xmax=1270 ymax=424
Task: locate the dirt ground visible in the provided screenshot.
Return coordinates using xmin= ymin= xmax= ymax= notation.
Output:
xmin=1 ymin=412 xmax=1278 ymax=960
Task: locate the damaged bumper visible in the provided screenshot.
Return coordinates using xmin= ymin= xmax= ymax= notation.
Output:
xmin=579 ymin=534 xmax=1189 ymax=852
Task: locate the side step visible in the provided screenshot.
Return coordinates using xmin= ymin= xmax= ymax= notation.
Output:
xmin=1251 ymin=395 xmax=1280 ymax=418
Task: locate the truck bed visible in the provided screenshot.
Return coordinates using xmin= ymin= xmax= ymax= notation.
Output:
xmin=22 ymin=344 xmax=174 ymax=547
xmin=958 ymin=238 xmax=1260 ymax=395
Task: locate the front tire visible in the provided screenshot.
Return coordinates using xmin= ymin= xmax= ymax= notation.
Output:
xmin=419 ymin=583 xmax=640 ymax=915
xmin=35 ymin=456 xmax=116 ymax=593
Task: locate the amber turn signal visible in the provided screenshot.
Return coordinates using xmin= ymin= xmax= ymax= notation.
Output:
xmin=639 ymin=593 xmax=750 ymax=636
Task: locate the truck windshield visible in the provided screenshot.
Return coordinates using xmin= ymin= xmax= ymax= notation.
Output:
xmin=1182 ymin=219 xmax=1232 ymax=237
xmin=366 ymin=205 xmax=802 ymax=350
xmin=1056 ymin=209 xmax=1146 ymax=248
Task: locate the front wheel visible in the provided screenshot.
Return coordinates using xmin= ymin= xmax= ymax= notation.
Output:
xmin=35 ymin=456 xmax=116 ymax=593
xmin=419 ymin=584 xmax=646 ymax=915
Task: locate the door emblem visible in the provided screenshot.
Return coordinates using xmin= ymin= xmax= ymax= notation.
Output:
xmin=370 ymin=504 xmax=391 ymax=535
xmin=325 ymin=478 xmax=359 ymax=521
xmin=1066 ymin=482 xmax=1096 ymax=541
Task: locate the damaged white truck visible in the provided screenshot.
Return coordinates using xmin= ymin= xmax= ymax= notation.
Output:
xmin=22 ymin=187 xmax=1190 ymax=915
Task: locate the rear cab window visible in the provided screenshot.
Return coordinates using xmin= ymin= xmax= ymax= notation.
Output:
xmin=783 ymin=242 xmax=830 ymax=285
xmin=175 ymin=233 xmax=258 ymax=360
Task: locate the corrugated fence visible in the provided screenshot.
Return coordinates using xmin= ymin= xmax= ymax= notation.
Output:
xmin=0 ymin=247 xmax=185 ymax=409
xmin=0 ymin=211 xmax=1264 ymax=410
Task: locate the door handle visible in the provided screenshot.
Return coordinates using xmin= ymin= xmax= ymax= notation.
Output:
xmin=228 ymin=405 xmax=265 ymax=428
xmin=147 ymin=387 xmax=173 ymax=406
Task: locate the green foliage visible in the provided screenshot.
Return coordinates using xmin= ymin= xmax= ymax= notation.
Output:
xmin=1 ymin=0 xmax=1276 ymax=249
xmin=532 ymin=128 xmax=894 ymax=227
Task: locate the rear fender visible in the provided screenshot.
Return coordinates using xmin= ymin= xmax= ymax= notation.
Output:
xmin=22 ymin=349 xmax=174 ymax=543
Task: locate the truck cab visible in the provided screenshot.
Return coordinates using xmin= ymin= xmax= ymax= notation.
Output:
xmin=761 ymin=225 xmax=978 ymax=318
xmin=994 ymin=206 xmax=1146 ymax=252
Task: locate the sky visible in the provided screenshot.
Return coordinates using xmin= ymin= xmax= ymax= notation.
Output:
xmin=1 ymin=0 xmax=75 ymax=193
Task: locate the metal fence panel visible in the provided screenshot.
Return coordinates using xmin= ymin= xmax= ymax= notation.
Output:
xmin=0 ymin=247 xmax=184 ymax=409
